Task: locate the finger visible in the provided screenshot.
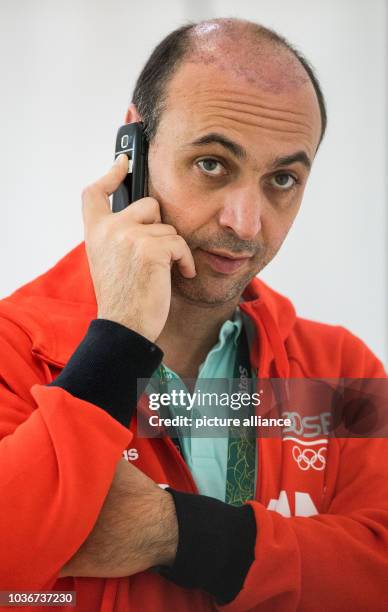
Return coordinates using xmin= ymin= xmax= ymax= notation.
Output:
xmin=82 ymin=154 xmax=129 ymax=224
xmin=95 ymin=153 xmax=129 ymax=196
xmin=145 ymin=223 xmax=177 ymax=237
xmin=82 ymin=183 xmax=111 ymax=226
xmin=121 ymin=197 xmax=162 ymax=224
xmin=162 ymin=235 xmax=196 ymax=278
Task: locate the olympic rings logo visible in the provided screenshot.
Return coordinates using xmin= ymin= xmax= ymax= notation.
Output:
xmin=292 ymin=445 xmax=327 ymax=471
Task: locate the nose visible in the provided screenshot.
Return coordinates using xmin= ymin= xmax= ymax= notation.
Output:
xmin=217 ymin=185 xmax=262 ymax=240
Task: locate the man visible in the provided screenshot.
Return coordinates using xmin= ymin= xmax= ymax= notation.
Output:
xmin=0 ymin=17 xmax=387 ymax=612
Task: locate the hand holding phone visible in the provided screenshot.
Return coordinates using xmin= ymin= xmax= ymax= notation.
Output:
xmin=82 ymin=155 xmax=196 ymax=342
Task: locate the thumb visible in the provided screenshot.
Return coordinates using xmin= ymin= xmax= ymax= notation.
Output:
xmin=82 ymin=154 xmax=129 ymax=224
xmin=97 ymin=153 xmax=129 ymax=195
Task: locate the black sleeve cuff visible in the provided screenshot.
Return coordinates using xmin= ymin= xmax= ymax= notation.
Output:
xmin=158 ymin=488 xmax=256 ymax=605
xmin=48 ymin=318 xmax=163 ymax=426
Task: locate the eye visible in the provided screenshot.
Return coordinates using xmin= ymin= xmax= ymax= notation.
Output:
xmin=196 ymin=158 xmax=226 ymax=177
xmin=270 ymin=173 xmax=297 ymax=190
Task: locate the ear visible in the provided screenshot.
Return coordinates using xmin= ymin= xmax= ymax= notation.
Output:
xmin=124 ymin=103 xmax=142 ymax=124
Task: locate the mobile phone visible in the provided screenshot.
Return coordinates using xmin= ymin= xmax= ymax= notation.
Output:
xmin=112 ymin=123 xmax=148 ymax=212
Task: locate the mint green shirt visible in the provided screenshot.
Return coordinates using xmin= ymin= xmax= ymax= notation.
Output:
xmin=148 ymin=310 xmax=251 ymax=502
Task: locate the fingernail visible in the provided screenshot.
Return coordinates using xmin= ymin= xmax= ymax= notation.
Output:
xmin=115 ymin=153 xmax=126 ymax=165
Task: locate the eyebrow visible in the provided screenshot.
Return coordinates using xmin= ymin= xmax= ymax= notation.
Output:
xmin=270 ymin=151 xmax=311 ymax=171
xmin=189 ymin=132 xmax=247 ymax=160
xmin=188 ymin=132 xmax=311 ymax=171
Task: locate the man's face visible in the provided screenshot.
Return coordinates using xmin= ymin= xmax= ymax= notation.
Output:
xmin=147 ymin=57 xmax=321 ymax=305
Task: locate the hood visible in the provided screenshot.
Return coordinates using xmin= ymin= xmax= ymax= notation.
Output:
xmin=0 ymin=243 xmax=296 ymax=376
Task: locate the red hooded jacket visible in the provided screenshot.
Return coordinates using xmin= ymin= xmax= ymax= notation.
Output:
xmin=0 ymin=243 xmax=387 ymax=611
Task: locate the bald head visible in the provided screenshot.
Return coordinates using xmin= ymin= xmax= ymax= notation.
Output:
xmin=188 ymin=18 xmax=310 ymax=95
xmin=132 ymin=17 xmax=326 ymax=145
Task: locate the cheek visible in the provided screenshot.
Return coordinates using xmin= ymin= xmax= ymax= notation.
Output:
xmin=262 ymin=202 xmax=300 ymax=252
xmin=148 ymin=148 xmax=215 ymax=231
xmin=147 ymin=145 xmax=176 ymax=199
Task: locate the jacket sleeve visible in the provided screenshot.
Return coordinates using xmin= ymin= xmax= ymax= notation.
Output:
xmin=219 ymin=437 xmax=388 ymax=612
xmin=218 ymin=330 xmax=388 ymax=611
xmin=0 ymin=316 xmax=160 ymax=590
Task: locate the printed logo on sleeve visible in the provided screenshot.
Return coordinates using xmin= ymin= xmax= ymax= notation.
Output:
xmin=123 ymin=448 xmax=139 ymax=461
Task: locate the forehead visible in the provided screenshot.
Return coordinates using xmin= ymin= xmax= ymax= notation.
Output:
xmin=159 ymin=61 xmax=322 ymax=159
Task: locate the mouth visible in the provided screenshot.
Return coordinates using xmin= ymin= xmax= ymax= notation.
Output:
xmin=199 ymin=248 xmax=252 ymax=275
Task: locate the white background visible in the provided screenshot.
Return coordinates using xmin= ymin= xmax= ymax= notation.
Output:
xmin=1 ymin=0 xmax=387 ymax=365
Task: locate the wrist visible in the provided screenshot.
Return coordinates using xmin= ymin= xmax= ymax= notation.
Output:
xmin=48 ymin=319 xmax=163 ymax=426
xmin=153 ymin=489 xmax=178 ymax=567
xmin=158 ymin=488 xmax=256 ymax=604
xmin=97 ymin=312 xmax=155 ymax=343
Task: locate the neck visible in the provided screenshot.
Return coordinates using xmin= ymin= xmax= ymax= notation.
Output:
xmin=156 ymin=292 xmax=240 ymax=379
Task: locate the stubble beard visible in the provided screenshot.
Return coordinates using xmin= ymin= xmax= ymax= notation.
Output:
xmin=159 ymin=209 xmax=274 ymax=306
xmin=170 ymin=246 xmax=274 ymax=306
